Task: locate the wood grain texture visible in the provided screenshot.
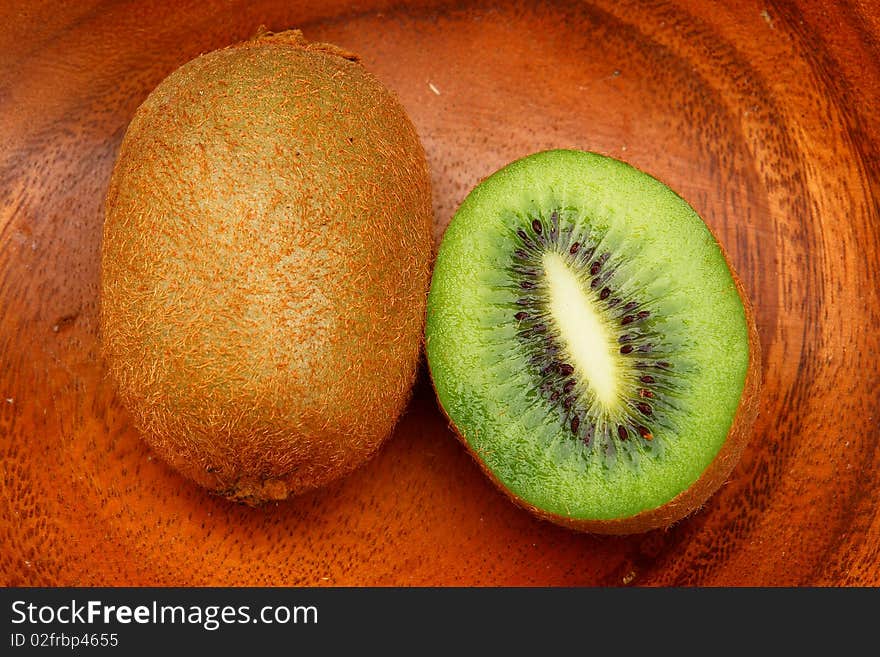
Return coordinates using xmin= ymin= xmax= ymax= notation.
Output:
xmin=1 ymin=0 xmax=878 ymax=586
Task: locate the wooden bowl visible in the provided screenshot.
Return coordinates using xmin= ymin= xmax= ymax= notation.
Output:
xmin=2 ymin=0 xmax=878 ymax=586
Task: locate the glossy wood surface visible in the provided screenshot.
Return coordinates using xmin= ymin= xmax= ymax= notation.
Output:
xmin=1 ymin=0 xmax=878 ymax=585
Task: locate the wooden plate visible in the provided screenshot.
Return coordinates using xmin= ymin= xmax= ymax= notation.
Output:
xmin=2 ymin=0 xmax=878 ymax=586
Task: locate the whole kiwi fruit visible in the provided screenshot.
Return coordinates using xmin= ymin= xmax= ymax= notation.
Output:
xmin=100 ymin=30 xmax=433 ymax=503
xmin=425 ymin=149 xmax=761 ymax=534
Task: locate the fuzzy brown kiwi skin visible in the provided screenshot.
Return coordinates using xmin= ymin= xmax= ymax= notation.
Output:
xmin=427 ymin=244 xmax=762 ymax=535
xmin=100 ymin=30 xmax=433 ymax=504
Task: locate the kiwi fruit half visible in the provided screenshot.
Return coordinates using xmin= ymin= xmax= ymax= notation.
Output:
xmin=100 ymin=30 xmax=432 ymax=503
xmin=425 ymin=149 xmax=761 ymax=533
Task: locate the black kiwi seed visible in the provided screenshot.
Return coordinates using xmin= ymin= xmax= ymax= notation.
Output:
xmin=600 ymin=287 xmax=611 ymax=300
xmin=514 ymin=311 xmax=528 ymax=320
xmin=558 ymin=363 xmax=574 ymax=376
xmin=570 ymin=242 xmax=580 ymax=254
xmin=531 ymin=219 xmax=542 ymax=234
xmin=583 ymin=424 xmax=594 ymax=445
xmin=571 ymin=416 xmax=580 ymax=433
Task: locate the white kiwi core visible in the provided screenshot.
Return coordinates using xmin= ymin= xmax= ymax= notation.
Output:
xmin=542 ymin=251 xmax=621 ymax=409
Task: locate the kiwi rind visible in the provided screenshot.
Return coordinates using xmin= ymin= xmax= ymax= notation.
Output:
xmin=100 ymin=30 xmax=433 ymax=503
xmin=426 ymin=149 xmax=761 ymax=533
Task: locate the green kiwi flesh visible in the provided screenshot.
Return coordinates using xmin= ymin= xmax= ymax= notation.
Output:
xmin=100 ymin=31 xmax=433 ymax=503
xmin=425 ymin=149 xmax=759 ymax=532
